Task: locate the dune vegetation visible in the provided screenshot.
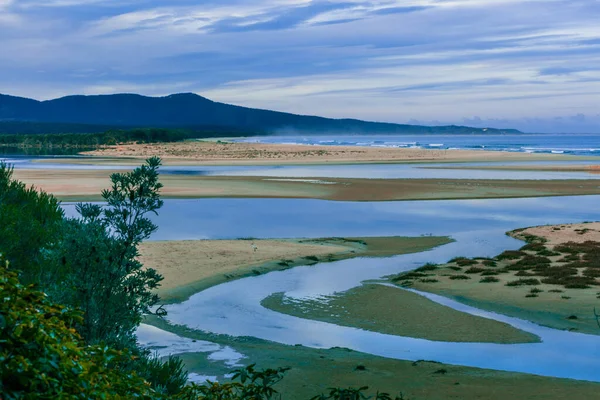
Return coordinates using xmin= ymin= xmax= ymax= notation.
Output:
xmin=390 ymin=224 xmax=600 ymax=334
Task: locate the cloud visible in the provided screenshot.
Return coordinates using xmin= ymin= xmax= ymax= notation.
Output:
xmin=0 ymin=0 xmax=599 ymax=132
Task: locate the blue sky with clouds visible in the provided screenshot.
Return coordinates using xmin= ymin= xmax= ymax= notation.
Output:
xmin=1 ymin=0 xmax=599 ymax=133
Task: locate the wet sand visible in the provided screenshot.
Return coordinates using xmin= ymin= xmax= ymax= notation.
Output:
xmin=262 ymin=284 xmax=539 ymax=344
xmin=140 ymin=236 xmax=453 ymax=303
xmin=13 ymin=169 xmax=600 ymax=202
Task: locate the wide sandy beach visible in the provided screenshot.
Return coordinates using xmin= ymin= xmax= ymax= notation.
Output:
xmin=70 ymin=140 xmax=599 ymax=165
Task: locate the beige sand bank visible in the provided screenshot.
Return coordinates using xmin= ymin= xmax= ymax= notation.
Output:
xmin=70 ymin=141 xmax=597 ymax=165
xmin=516 ymin=222 xmax=600 ymax=245
xmin=392 ymin=222 xmax=600 ymax=334
xmin=13 ymin=169 xmax=600 ymax=202
xmin=140 ymin=236 xmax=452 ymax=303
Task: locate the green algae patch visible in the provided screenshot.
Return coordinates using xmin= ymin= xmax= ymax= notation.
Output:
xmin=261 ymin=284 xmax=539 ymax=344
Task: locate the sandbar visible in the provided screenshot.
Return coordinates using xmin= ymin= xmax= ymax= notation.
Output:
xmin=140 ymin=236 xmax=453 ymax=303
xmin=262 ymin=284 xmax=538 ymax=343
xmin=13 ymin=169 xmax=600 ymax=202
xmin=53 ymin=141 xmax=600 ymax=165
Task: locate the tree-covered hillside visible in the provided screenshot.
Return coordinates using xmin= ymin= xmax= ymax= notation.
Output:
xmin=0 ymin=93 xmax=521 ymax=135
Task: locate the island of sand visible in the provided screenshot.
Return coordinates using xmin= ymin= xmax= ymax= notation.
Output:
xmin=12 ymin=141 xmax=600 ymax=202
xmin=388 ymin=222 xmax=600 ymax=334
xmin=79 ymin=140 xmax=599 ymax=165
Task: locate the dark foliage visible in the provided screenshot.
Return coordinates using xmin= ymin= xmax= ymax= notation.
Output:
xmin=449 ymin=275 xmax=471 ymax=280
xmin=0 ymin=162 xmax=64 ymax=283
xmin=449 ymin=257 xmax=477 ymax=266
xmin=505 ymin=279 xmax=541 ymax=287
xmin=0 ymin=127 xmax=226 ymax=148
xmin=480 ymin=276 xmax=500 ymax=283
xmin=496 ymin=250 xmax=526 ymax=260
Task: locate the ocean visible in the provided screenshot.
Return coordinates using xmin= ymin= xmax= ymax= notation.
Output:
xmin=237 ymin=133 xmax=600 ymax=157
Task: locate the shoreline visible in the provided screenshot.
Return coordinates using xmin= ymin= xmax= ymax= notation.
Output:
xmin=391 ymin=222 xmax=600 ymax=335
xmin=423 ymin=164 xmax=600 ymax=172
xmin=261 ymin=284 xmax=539 ymax=344
xmin=141 ymin=236 xmax=453 ymax=304
xmin=145 ymin=315 xmax=600 ymax=399
xmin=144 ymin=315 xmax=600 ymax=400
xmin=66 ymin=141 xmax=600 ymax=165
xmin=140 ymin=229 xmax=600 ymax=395
xmin=13 ymin=169 xmax=600 ymax=202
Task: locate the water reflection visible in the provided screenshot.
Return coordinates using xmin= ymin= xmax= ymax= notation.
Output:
xmin=67 ymin=195 xmax=600 ymax=382
xmin=6 ymin=156 xmax=600 ymax=180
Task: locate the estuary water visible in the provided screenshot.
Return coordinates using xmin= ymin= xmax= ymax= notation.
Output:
xmin=7 ymin=139 xmax=600 ymax=382
xmin=62 ymin=195 xmax=600 ymax=381
xmin=156 ymin=196 xmax=600 ymax=381
xmin=4 ymin=156 xmax=600 ymax=180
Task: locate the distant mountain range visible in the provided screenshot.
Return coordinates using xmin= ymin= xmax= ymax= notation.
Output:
xmin=0 ymin=93 xmax=521 ymax=135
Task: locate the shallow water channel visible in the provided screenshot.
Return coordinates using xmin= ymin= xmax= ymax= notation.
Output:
xmin=5 ymin=156 xmax=600 ymax=180
xmin=62 ymin=195 xmax=600 ymax=382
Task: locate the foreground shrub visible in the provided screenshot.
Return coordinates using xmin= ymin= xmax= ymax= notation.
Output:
xmin=137 ymin=355 xmax=189 ymax=396
xmin=183 ymin=364 xmax=289 ymax=399
xmin=0 ymin=162 xmax=64 ymax=284
xmin=0 ymin=262 xmax=155 ymax=398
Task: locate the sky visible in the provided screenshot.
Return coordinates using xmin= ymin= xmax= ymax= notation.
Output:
xmin=1 ymin=0 xmax=599 ymax=133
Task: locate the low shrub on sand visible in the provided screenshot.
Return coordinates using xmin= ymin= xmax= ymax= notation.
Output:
xmin=480 ymin=277 xmax=500 ymax=283
xmin=506 ymin=279 xmax=541 ymax=287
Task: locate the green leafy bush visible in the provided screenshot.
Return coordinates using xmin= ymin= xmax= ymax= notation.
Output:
xmin=0 ymin=261 xmax=156 ymax=399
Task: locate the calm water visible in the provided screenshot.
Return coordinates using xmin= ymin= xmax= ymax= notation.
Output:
xmin=239 ymin=133 xmax=600 ymax=156
xmin=12 ymin=141 xmax=600 ymax=381
xmin=62 ymin=196 xmax=600 ymax=241
xmin=65 ymin=196 xmax=600 ymax=381
xmin=5 ymin=156 xmax=600 ymax=180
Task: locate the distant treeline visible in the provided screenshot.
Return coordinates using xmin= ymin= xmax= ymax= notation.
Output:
xmin=0 ymin=127 xmax=254 ymax=148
